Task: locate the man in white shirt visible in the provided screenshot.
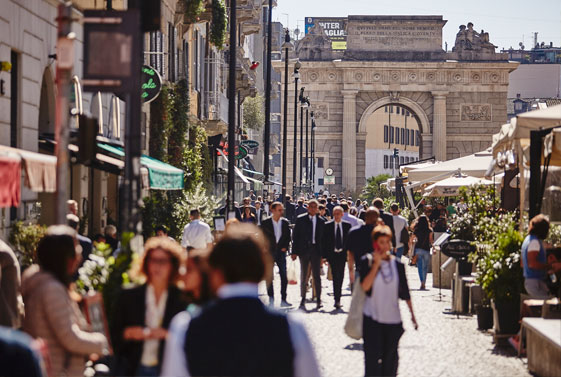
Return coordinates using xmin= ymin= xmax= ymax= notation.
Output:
xmin=341 ymin=202 xmax=360 ymax=229
xmin=180 ymin=209 xmax=213 ymax=251
xmin=390 ymin=203 xmax=409 ymax=260
xmin=255 ymin=201 xmax=265 ymax=226
xmin=161 ymin=227 xmax=320 ymax=377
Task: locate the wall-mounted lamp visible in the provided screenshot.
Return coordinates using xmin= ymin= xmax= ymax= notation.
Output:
xmin=0 ymin=61 xmax=11 ymax=72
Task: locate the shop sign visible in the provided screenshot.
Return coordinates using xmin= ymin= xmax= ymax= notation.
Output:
xmin=141 ymin=65 xmax=162 ymax=103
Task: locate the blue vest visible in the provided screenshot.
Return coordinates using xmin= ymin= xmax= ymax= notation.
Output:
xmin=184 ymin=297 xmax=295 ymax=377
xmin=522 ymin=234 xmax=546 ymax=279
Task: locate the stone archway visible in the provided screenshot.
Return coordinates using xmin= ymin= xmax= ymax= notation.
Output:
xmin=358 ymin=95 xmax=432 ymax=157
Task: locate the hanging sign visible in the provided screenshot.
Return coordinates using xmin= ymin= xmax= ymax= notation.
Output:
xmin=324 ymin=175 xmax=335 ymax=185
xmin=241 ymin=140 xmax=259 ymax=149
xmin=141 ymin=65 xmax=162 ymax=103
xmin=236 ymin=145 xmax=249 ymax=160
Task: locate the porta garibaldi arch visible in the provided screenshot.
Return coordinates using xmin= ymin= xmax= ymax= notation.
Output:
xmin=274 ymin=15 xmax=518 ymax=193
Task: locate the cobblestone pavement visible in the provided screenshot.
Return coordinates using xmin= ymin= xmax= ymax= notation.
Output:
xmin=259 ymin=257 xmax=531 ymax=377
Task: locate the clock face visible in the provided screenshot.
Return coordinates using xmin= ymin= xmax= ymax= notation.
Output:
xmin=325 ymin=168 xmax=333 ymax=176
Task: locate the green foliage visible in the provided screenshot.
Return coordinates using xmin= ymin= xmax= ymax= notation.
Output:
xmin=475 ymin=226 xmax=524 ymax=302
xmin=142 ymin=183 xmax=221 ymax=240
xmin=168 ymin=79 xmax=190 ymax=169
xmin=174 ymin=183 xmax=222 ymax=243
xmin=448 ymin=184 xmax=502 ymax=242
xmin=9 ymin=221 xmax=47 ymax=269
xmin=210 ymin=0 xmax=228 ymax=49
xmin=149 ymin=84 xmax=174 ymax=162
xmin=185 ymin=124 xmax=213 ymax=192
xmin=76 ymin=242 xmax=114 ymax=295
xmin=181 ymin=0 xmax=206 ymax=24
xmin=242 ymin=95 xmax=265 ymax=131
xmin=546 ymin=223 xmax=561 ymax=247
xmin=361 ymin=174 xmax=392 ymax=204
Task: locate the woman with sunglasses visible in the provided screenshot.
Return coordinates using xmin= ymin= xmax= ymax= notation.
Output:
xmin=111 ymin=237 xmax=187 ymax=376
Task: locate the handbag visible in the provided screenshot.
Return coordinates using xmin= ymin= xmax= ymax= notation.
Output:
xmin=344 ymin=276 xmax=366 ymax=340
xmin=400 ymin=226 xmax=410 ymax=255
xmin=287 ymin=258 xmax=298 ymax=285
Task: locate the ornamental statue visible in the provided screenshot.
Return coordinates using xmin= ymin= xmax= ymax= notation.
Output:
xmin=452 ymin=22 xmax=496 ymax=53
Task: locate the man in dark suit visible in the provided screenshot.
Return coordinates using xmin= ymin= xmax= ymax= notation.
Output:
xmin=372 ymin=197 xmax=396 ymax=247
xmin=291 ymin=199 xmax=326 ymax=310
xmin=284 ymin=195 xmax=296 ymax=224
xmin=294 ymin=199 xmax=308 ymax=221
xmin=261 ymin=202 xmax=292 ymax=306
xmin=323 ymin=206 xmax=352 ymax=309
xmin=255 ymin=201 xmax=265 ymax=226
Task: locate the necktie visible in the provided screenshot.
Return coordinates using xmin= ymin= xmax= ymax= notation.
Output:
xmin=336 ymin=223 xmax=342 ymax=250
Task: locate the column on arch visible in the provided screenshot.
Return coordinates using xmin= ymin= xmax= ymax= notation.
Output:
xmin=431 ymin=91 xmax=448 ymax=161
xmin=342 ymin=89 xmax=358 ymax=191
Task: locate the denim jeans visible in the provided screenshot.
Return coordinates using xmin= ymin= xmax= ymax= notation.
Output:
xmin=415 ymin=248 xmax=430 ymax=284
xmin=136 ymin=365 xmax=159 ymax=377
xmin=394 ymin=247 xmax=404 ymax=260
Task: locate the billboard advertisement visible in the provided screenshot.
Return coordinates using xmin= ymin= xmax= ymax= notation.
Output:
xmin=305 ymin=17 xmax=347 ymax=50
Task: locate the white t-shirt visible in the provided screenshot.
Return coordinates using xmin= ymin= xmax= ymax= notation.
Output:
xmin=392 ymin=215 xmax=408 ymax=248
xmin=363 ymin=259 xmax=401 ymax=324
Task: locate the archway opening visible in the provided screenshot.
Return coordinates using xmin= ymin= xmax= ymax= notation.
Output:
xmin=364 ymin=104 xmax=422 ymax=180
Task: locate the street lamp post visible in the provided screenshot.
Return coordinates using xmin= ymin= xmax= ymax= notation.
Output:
xmin=311 ymin=111 xmax=316 ymax=193
xmin=292 ymin=60 xmax=301 ymax=198
xmin=226 ymin=0 xmax=238 ymax=217
xmin=299 ymin=88 xmax=305 ymax=194
xmin=305 ymin=97 xmax=310 ymax=192
xmin=262 ymin=0 xmax=273 ymax=188
xmin=281 ymin=30 xmax=293 ymax=204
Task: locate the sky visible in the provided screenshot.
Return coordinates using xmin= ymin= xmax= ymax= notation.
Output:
xmin=272 ymin=0 xmax=561 ymax=51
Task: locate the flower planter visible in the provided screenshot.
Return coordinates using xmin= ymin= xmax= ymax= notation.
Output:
xmin=475 ymin=304 xmax=493 ymax=330
xmin=492 ymin=299 xmax=520 ymax=334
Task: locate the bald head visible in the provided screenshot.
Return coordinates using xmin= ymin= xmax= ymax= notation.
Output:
xmin=365 ymin=207 xmax=380 ymax=225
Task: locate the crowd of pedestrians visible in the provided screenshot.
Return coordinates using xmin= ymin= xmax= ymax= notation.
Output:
xmin=0 ymin=192 xmax=439 ymax=377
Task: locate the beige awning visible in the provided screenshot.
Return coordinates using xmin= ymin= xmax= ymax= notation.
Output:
xmin=406 ymin=150 xmax=493 ymax=183
xmin=0 ymin=145 xmax=57 ymax=192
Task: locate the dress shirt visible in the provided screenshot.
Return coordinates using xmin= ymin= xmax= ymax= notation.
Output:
xmin=272 ymin=218 xmax=283 ymax=244
xmin=309 ymin=215 xmax=317 ymax=244
xmin=161 ymin=283 xmax=321 ymax=377
xmin=140 ymin=285 xmax=168 ymax=367
xmin=342 ymin=213 xmax=360 ymax=229
xmin=181 ymin=220 xmax=213 ymax=249
xmin=256 ymin=209 xmax=263 ymax=225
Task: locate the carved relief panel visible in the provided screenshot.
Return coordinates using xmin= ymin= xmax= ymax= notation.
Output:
xmin=460 ymin=104 xmax=492 ymax=121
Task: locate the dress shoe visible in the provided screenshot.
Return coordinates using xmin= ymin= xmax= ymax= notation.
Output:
xmin=281 ymin=299 xmax=291 ymax=307
xmin=299 ymin=299 xmax=306 ymax=310
xmin=316 ymin=300 xmax=323 ymax=310
xmin=269 ymin=297 xmax=274 ymax=306
xmin=334 ymin=301 xmax=342 ymax=309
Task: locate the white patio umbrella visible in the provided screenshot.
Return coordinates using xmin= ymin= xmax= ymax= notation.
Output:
xmin=423 ymin=175 xmax=496 ymax=197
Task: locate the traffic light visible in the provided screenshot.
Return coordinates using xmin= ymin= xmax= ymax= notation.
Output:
xmin=78 ymin=115 xmax=97 ymax=165
xmin=393 ymin=148 xmax=399 ymax=158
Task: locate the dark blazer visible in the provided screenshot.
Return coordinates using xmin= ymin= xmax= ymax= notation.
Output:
xmin=261 ymin=217 xmax=291 ymax=253
xmin=323 ymin=220 xmax=352 ymax=259
xmin=291 ymin=213 xmax=325 ymax=256
xmin=219 ymin=205 xmax=242 ymax=221
xmin=110 ymin=284 xmax=188 ymax=376
xmin=379 ymin=210 xmax=396 ymax=246
xmin=284 ymin=202 xmax=296 ymax=223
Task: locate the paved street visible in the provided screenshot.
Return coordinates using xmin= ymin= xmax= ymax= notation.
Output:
xmin=259 ymin=257 xmax=530 ymax=377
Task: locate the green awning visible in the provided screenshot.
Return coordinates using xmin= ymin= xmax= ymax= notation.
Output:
xmin=98 ymin=143 xmax=184 ymax=190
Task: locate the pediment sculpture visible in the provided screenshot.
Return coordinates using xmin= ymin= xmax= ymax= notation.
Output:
xmin=452 ymin=22 xmax=496 ymax=53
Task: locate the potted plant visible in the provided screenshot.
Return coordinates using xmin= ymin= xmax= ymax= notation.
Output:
xmin=475 ymin=226 xmax=524 ymax=334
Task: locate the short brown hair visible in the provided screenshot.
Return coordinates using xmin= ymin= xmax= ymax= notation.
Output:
xmin=209 ymin=224 xmax=272 ymax=283
xmin=372 ymin=225 xmax=393 ymax=242
xmin=372 ymin=198 xmax=384 ymax=209
xmin=529 ymin=214 xmax=550 ymax=240
xmin=140 ymin=237 xmax=185 ymax=285
xmin=270 ymin=201 xmax=283 ymax=210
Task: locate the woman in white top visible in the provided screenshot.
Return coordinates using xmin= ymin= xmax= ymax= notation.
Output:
xmin=360 ymin=225 xmax=418 ymax=377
